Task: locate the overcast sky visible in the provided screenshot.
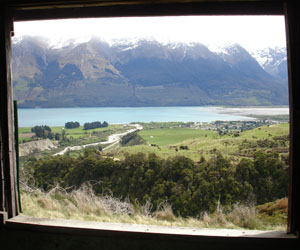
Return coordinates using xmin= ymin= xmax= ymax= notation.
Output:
xmin=13 ymin=15 xmax=286 ymax=51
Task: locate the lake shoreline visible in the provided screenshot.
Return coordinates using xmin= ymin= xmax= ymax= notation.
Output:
xmin=206 ymin=106 xmax=289 ymax=116
xmin=18 ymin=106 xmax=289 ymax=127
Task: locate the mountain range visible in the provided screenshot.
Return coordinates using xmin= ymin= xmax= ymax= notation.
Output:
xmin=12 ymin=36 xmax=288 ymax=108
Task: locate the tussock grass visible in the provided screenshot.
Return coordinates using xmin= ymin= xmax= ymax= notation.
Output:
xmin=20 ymin=183 xmax=287 ymax=231
xmin=227 ymin=203 xmax=258 ymax=229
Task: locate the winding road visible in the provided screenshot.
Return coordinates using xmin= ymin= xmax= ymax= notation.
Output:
xmin=54 ymin=124 xmax=143 ymax=156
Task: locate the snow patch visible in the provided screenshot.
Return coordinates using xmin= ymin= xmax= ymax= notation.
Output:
xmin=250 ymin=47 xmax=287 ymax=69
xmin=48 ymin=36 xmax=91 ymax=49
xmin=208 ymin=44 xmax=230 ymax=55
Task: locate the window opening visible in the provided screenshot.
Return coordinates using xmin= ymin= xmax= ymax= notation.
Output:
xmin=12 ymin=16 xmax=290 ymax=232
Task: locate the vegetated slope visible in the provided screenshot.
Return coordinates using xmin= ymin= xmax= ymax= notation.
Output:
xmin=12 ymin=36 xmax=288 ymax=107
xmin=26 ymin=148 xmax=288 ymax=219
xmin=20 ymin=184 xmax=287 ymax=230
xmin=114 ymin=123 xmax=289 ymax=162
xmin=19 ymin=124 xmax=134 ymax=157
xmin=19 ymin=122 xmax=289 ymax=229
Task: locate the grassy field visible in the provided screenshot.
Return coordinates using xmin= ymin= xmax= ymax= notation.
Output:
xmin=238 ymin=123 xmax=289 ymax=139
xmin=19 ymin=124 xmax=130 ymax=142
xmin=139 ymin=128 xmax=216 ymax=146
xmin=19 ymin=122 xmax=289 ymax=163
xmin=111 ymin=123 xmax=289 ymax=162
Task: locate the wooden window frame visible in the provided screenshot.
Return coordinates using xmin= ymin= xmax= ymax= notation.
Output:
xmin=0 ymin=1 xmax=299 ymax=248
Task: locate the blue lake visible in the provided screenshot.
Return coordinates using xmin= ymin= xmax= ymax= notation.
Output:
xmin=17 ymin=106 xmax=257 ymax=127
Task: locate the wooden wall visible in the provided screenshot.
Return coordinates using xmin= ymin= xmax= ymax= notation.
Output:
xmin=0 ymin=1 xmax=299 ymax=249
xmin=0 ymin=3 xmax=19 ymax=219
xmin=285 ymin=0 xmax=300 ymax=234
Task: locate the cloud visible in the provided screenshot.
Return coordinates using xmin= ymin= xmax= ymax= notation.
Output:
xmin=13 ymin=15 xmax=286 ymax=51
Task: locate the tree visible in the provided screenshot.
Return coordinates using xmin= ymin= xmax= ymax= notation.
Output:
xmin=83 ymin=121 xmax=109 ymax=130
xmin=65 ymin=121 xmax=80 ymax=129
xmin=55 ymin=133 xmax=61 ymax=140
xmin=62 ymin=129 xmax=66 ymax=141
xmin=28 ymin=151 xmax=288 ymax=218
xmin=31 ymin=125 xmax=54 ymax=139
xmin=120 ymin=131 xmax=146 ymax=146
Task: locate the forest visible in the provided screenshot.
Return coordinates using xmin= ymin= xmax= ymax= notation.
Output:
xmin=26 ymin=149 xmax=288 ymax=218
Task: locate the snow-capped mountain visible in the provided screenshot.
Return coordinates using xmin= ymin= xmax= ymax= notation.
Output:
xmin=11 ymin=36 xmax=288 ymax=108
xmin=250 ymin=47 xmax=288 ymax=79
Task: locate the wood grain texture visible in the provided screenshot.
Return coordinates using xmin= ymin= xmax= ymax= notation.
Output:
xmin=0 ymin=6 xmax=19 ymax=218
xmin=285 ymin=0 xmax=300 ymax=234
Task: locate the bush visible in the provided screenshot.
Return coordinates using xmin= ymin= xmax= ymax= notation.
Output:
xmin=120 ymin=131 xmax=146 ymax=146
xmin=227 ymin=203 xmax=259 ymax=229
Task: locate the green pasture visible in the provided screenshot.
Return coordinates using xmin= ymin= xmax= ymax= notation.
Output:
xmin=18 ymin=122 xmax=289 ymax=162
xmin=139 ymin=128 xmax=216 ymax=146
xmin=115 ymin=129 xmax=222 ymax=161
xmin=238 ymin=123 xmax=289 ymax=139
xmin=112 ymin=123 xmax=289 ymax=162
xmin=18 ymin=127 xmax=32 ymax=134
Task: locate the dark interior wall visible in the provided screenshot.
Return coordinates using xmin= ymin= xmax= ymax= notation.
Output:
xmin=0 ymin=3 xmax=19 ymax=219
xmin=285 ymin=0 xmax=300 ymax=234
xmin=12 ymin=0 xmax=284 ymax=21
xmin=0 ymin=0 xmax=300 ymax=249
xmin=1 ymin=225 xmax=300 ymax=250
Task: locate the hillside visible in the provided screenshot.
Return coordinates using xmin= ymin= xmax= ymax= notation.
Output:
xmin=19 ymin=121 xmax=289 ymax=230
xmin=12 ymin=37 xmax=288 ymax=107
xmin=113 ymin=122 xmax=289 ymax=162
xmin=20 ymin=124 xmax=289 ymax=223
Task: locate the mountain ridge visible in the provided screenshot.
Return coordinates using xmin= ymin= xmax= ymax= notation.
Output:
xmin=12 ymin=36 xmax=288 ymax=108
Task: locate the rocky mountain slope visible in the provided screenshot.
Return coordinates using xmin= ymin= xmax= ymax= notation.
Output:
xmin=250 ymin=47 xmax=287 ymax=80
xmin=12 ymin=36 xmax=288 ymax=107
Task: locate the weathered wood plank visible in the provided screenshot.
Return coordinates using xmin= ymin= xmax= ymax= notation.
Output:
xmin=285 ymin=0 xmax=300 ymax=234
xmin=12 ymin=1 xmax=283 ymax=21
xmin=3 ymin=216 xmax=299 ymax=250
xmin=0 ymin=6 xmax=19 ymax=218
xmin=0 ymin=120 xmax=4 ymax=212
xmin=6 ymin=216 xmax=297 ymax=238
xmin=0 ymin=4 xmax=7 ymax=214
xmin=0 ymin=211 xmax=8 ymax=224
